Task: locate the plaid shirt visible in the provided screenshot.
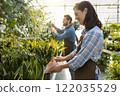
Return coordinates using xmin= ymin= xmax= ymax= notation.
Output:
xmin=68 ymin=26 xmax=104 ymax=71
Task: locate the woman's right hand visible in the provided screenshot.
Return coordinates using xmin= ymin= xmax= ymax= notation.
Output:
xmin=55 ymin=56 xmax=65 ymax=62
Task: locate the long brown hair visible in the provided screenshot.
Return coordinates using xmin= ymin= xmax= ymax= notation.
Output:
xmin=74 ymin=1 xmax=102 ymax=53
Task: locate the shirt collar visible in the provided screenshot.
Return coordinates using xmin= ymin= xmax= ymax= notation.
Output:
xmin=65 ymin=24 xmax=72 ymax=29
xmin=82 ymin=29 xmax=88 ymax=35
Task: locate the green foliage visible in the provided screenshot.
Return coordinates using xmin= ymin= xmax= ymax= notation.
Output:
xmin=0 ymin=38 xmax=64 ymax=80
xmin=0 ymin=0 xmax=29 ymax=37
xmin=97 ymin=52 xmax=111 ymax=72
xmin=72 ymin=20 xmax=80 ymax=31
xmin=0 ymin=0 xmax=48 ymax=38
xmin=106 ymin=42 xmax=120 ymax=51
xmin=0 ymin=0 xmax=64 ymax=80
xmin=97 ymin=52 xmax=111 ymax=66
xmin=103 ymin=23 xmax=120 ymax=51
xmin=108 ymin=23 xmax=120 ymax=32
xmin=102 ymin=23 xmax=120 ymax=39
xmin=102 ymin=25 xmax=110 ymax=39
xmin=105 ymin=54 xmax=120 ymax=80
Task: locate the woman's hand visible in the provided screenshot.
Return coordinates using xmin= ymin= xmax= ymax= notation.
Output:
xmin=55 ymin=56 xmax=65 ymax=62
xmin=50 ymin=64 xmax=63 ymax=73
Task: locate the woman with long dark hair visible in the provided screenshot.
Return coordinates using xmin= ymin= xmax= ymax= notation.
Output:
xmin=50 ymin=1 xmax=104 ymax=80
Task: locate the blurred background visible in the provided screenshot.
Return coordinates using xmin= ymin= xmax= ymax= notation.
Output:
xmin=28 ymin=0 xmax=120 ymax=37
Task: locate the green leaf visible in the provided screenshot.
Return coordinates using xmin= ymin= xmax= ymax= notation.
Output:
xmin=2 ymin=67 xmax=7 ymax=76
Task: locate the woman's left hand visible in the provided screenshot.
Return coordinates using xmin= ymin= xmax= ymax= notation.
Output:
xmin=50 ymin=64 xmax=63 ymax=73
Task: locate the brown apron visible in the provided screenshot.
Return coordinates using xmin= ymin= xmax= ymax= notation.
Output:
xmin=74 ymin=59 xmax=96 ymax=80
xmin=73 ymin=34 xmax=96 ymax=80
xmin=64 ymin=39 xmax=74 ymax=56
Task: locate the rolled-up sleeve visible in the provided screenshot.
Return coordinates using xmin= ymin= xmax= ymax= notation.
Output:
xmin=57 ymin=28 xmax=65 ymax=34
xmin=68 ymin=33 xmax=101 ymax=71
xmin=70 ymin=49 xmax=77 ymax=57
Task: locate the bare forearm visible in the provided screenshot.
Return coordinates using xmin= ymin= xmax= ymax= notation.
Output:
xmin=64 ymin=54 xmax=73 ymax=61
xmin=51 ymin=63 xmax=70 ymax=73
xmin=61 ymin=63 xmax=70 ymax=69
xmin=61 ymin=54 xmax=74 ymax=69
xmin=52 ymin=24 xmax=58 ymax=31
xmin=55 ymin=53 xmax=74 ymax=63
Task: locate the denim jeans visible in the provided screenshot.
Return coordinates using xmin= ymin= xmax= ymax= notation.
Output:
xmin=69 ymin=68 xmax=74 ymax=80
xmin=95 ymin=74 xmax=98 ymax=80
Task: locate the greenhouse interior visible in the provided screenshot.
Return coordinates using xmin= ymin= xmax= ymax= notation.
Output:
xmin=0 ymin=0 xmax=120 ymax=80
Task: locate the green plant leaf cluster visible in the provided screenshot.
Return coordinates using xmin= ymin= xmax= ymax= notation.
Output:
xmin=105 ymin=54 xmax=120 ymax=80
xmin=0 ymin=38 xmax=64 ymax=80
xmin=103 ymin=23 xmax=120 ymax=51
xmin=0 ymin=0 xmax=64 ymax=80
xmin=97 ymin=52 xmax=111 ymax=72
xmin=0 ymin=0 xmax=50 ymax=38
